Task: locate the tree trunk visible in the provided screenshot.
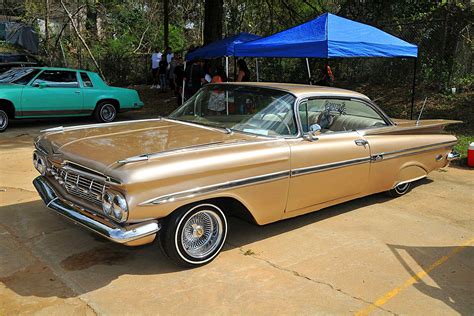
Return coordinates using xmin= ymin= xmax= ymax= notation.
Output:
xmin=203 ymin=0 xmax=223 ymax=45
xmin=163 ymin=0 xmax=169 ymax=48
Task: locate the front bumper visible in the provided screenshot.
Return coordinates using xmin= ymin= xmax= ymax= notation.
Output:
xmin=33 ymin=176 xmax=160 ymax=244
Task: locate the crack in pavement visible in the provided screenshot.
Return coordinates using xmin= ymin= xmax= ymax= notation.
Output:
xmin=233 ymin=245 xmax=397 ymax=315
xmin=0 ymin=186 xmax=38 ymax=194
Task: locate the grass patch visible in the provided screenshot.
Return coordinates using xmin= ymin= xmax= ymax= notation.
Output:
xmin=454 ymin=135 xmax=474 ymax=159
xmin=243 ymin=249 xmax=255 ymax=256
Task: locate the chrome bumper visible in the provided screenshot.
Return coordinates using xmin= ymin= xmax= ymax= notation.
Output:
xmin=447 ymin=150 xmax=461 ymax=161
xmin=33 ymin=176 xmax=160 ymax=244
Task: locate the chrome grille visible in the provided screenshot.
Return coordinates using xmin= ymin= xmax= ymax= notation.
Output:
xmin=51 ymin=165 xmax=107 ymax=205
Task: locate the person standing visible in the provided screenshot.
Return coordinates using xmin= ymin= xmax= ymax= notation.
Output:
xmin=165 ymin=47 xmax=174 ymax=88
xmin=236 ymin=59 xmax=250 ymax=82
xmin=158 ymin=57 xmax=168 ymax=92
xmin=151 ymin=48 xmax=162 ymax=89
xmin=185 ymin=60 xmax=205 ymax=99
xmin=174 ymin=56 xmax=185 ymax=105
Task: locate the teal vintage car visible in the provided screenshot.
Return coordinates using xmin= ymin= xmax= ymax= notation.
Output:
xmin=0 ymin=67 xmax=144 ymax=132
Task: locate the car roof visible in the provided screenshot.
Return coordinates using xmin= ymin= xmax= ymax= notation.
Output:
xmin=221 ymin=82 xmax=371 ymax=100
xmin=29 ymin=66 xmax=96 ymax=73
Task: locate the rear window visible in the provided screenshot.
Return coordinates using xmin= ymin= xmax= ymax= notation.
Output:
xmin=80 ymin=72 xmax=93 ymax=87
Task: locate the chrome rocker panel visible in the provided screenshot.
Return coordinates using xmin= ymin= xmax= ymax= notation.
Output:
xmin=33 ymin=176 xmax=160 ymax=244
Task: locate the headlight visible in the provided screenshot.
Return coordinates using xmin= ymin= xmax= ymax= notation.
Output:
xmin=33 ymin=152 xmax=47 ymax=176
xmin=112 ymin=193 xmax=128 ymax=222
xmin=102 ymin=191 xmax=128 ymax=222
xmin=102 ymin=192 xmax=114 ymax=216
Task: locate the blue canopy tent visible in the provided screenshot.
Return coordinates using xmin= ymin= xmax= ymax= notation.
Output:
xmin=185 ymin=32 xmax=261 ymax=79
xmin=235 ymin=13 xmax=419 ymax=118
xmin=182 ymin=33 xmax=261 ymax=103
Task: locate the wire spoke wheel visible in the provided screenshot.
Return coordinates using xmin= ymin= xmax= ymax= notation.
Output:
xmin=0 ymin=110 xmax=8 ymax=132
xmin=100 ymin=104 xmax=116 ymax=122
xmin=180 ymin=209 xmax=224 ymax=259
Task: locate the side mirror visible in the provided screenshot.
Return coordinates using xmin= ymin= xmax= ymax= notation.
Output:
xmin=34 ymin=82 xmax=47 ymax=89
xmin=303 ymin=123 xmax=321 ymax=142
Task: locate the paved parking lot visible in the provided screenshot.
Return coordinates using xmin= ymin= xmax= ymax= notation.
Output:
xmin=0 ymin=116 xmax=473 ymax=315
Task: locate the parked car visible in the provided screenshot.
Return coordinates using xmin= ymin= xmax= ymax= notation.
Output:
xmin=0 ymin=53 xmax=42 ymax=73
xmin=33 ymin=83 xmax=460 ymax=267
xmin=0 ymin=67 xmax=144 ymax=132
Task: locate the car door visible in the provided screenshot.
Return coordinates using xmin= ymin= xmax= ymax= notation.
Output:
xmin=286 ymin=97 xmax=387 ymax=212
xmin=20 ymin=70 xmax=83 ymax=116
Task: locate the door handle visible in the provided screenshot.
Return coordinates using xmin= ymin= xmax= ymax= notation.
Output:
xmin=354 ymin=139 xmax=368 ymax=146
xmin=74 ymin=91 xmax=81 ymax=94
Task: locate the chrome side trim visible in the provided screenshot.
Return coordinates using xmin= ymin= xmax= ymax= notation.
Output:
xmin=371 ymin=141 xmax=457 ymax=162
xmin=393 ymin=175 xmax=427 ymax=189
xmin=33 ymin=176 xmax=160 ymax=243
xmin=139 ymin=170 xmax=290 ymax=206
xmin=291 ymin=157 xmax=371 ymax=177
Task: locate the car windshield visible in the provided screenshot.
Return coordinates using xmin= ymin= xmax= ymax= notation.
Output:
xmin=0 ymin=68 xmax=36 ymax=84
xmin=169 ymin=84 xmax=298 ymax=137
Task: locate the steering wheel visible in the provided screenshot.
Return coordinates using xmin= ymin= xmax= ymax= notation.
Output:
xmin=261 ymin=112 xmax=292 ymax=135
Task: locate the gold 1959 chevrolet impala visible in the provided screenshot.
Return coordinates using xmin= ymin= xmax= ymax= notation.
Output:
xmin=33 ymin=83 xmax=460 ymax=267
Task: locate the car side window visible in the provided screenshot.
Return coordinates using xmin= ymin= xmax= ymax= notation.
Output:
xmin=80 ymin=72 xmax=93 ymax=87
xmin=299 ymin=98 xmax=387 ymax=133
xmin=32 ymin=70 xmax=79 ymax=88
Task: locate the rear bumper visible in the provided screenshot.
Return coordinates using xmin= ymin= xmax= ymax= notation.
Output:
xmin=447 ymin=150 xmax=461 ymax=161
xmin=33 ymin=176 xmax=160 ymax=244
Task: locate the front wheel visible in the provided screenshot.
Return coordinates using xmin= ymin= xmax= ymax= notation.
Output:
xmin=0 ymin=109 xmax=9 ymax=132
xmin=160 ymin=203 xmax=228 ymax=268
xmin=94 ymin=102 xmax=117 ymax=123
xmin=388 ymin=182 xmax=412 ymax=197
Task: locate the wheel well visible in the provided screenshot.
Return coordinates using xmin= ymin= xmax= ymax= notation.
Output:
xmin=96 ymin=99 xmax=120 ymax=111
xmin=174 ymin=197 xmax=257 ymax=224
xmin=0 ymin=99 xmax=15 ymax=118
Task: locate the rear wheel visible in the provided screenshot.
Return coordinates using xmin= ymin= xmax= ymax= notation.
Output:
xmin=94 ymin=101 xmax=117 ymax=123
xmin=0 ymin=109 xmax=9 ymax=132
xmin=160 ymin=203 xmax=228 ymax=268
xmin=388 ymin=182 xmax=412 ymax=197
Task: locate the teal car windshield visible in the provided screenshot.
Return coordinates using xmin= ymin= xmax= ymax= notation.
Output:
xmin=169 ymin=84 xmax=297 ymax=137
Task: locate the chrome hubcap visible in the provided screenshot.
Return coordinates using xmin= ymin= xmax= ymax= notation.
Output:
xmin=101 ymin=104 xmax=116 ymax=121
xmin=395 ymin=183 xmax=409 ymax=194
xmin=181 ymin=210 xmax=223 ymax=259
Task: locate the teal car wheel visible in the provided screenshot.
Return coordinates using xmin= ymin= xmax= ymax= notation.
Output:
xmin=0 ymin=109 xmax=8 ymax=132
xmin=95 ymin=102 xmax=117 ymax=123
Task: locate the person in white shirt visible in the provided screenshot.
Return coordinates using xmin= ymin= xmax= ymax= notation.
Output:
xmin=151 ymin=48 xmax=162 ymax=89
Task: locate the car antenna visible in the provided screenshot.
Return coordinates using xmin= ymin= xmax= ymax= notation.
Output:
xmin=415 ymin=97 xmax=428 ymax=126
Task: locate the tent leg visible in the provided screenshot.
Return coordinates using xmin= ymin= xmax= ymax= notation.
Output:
xmin=410 ymin=58 xmax=417 ymax=120
xmin=182 ymin=61 xmax=186 ymax=105
xmin=225 ymin=57 xmax=229 ymax=79
xmin=234 ymin=57 xmax=237 ymax=82
xmin=306 ymin=58 xmax=312 ymax=85
xmin=256 ymin=58 xmax=259 ymax=82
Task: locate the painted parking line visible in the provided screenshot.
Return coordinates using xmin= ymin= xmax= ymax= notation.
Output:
xmin=355 ymin=237 xmax=474 ymax=316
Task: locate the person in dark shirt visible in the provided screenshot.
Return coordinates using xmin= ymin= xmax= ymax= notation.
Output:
xmin=236 ymin=59 xmax=250 ymax=82
xmin=185 ymin=60 xmax=205 ymax=99
xmin=174 ymin=56 xmax=185 ymax=105
xmin=158 ymin=58 xmax=168 ymax=92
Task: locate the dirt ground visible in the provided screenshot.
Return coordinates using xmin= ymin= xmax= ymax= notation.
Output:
xmin=0 ymin=88 xmax=473 ymax=315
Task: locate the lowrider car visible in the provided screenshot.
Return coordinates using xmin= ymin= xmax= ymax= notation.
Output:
xmin=33 ymin=83 xmax=460 ymax=267
xmin=0 ymin=67 xmax=144 ymax=132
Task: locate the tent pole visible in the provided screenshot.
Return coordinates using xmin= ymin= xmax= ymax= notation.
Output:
xmin=234 ymin=57 xmax=237 ymax=81
xmin=256 ymin=58 xmax=259 ymax=82
xmin=225 ymin=56 xmax=229 ymax=79
xmin=306 ymin=58 xmax=312 ymax=85
xmin=182 ymin=61 xmax=186 ymax=105
xmin=410 ymin=57 xmax=417 ymax=120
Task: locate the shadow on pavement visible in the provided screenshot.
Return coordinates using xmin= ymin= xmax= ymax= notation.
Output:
xmin=387 ymin=243 xmax=474 ymax=314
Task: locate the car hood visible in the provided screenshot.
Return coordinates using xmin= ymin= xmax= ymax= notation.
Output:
xmin=36 ymin=119 xmax=258 ymax=175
